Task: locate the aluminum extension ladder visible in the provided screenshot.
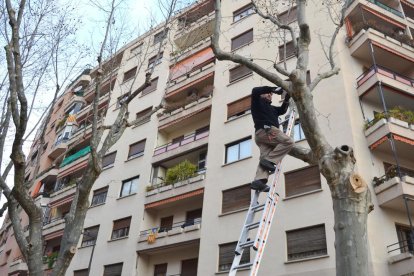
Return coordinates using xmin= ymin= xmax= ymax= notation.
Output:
xmin=229 ymin=109 xmax=296 ymax=276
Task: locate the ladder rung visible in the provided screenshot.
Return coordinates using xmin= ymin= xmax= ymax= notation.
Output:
xmin=245 ymin=221 xmax=260 ymax=230
xmin=233 ymin=262 xmax=253 ymax=270
xmin=251 ymin=203 xmax=265 ymax=212
xmin=239 ymin=240 xmax=254 ymax=249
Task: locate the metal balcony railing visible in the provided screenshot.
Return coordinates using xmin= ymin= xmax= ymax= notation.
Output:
xmin=387 ymin=239 xmax=414 ymax=254
xmin=154 ymin=129 xmax=209 ymax=156
xmin=139 ymin=218 xmax=202 ymax=238
xmin=43 ymin=216 xmax=64 ymax=226
xmin=53 ymin=137 xmax=69 ymax=147
xmin=357 ymin=65 xmax=414 ymax=88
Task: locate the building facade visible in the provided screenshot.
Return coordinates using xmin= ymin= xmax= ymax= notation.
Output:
xmin=1 ymin=0 xmax=414 ymax=275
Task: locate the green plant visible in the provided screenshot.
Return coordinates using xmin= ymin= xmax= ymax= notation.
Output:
xmin=165 ymin=160 xmax=197 ymax=185
xmin=145 ymin=185 xmax=155 ymax=192
xmin=365 ymin=107 xmax=414 ymax=130
xmin=46 ymin=252 xmax=58 ymax=268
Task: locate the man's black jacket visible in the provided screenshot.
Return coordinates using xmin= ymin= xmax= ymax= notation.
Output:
xmin=251 ymin=86 xmax=289 ymax=131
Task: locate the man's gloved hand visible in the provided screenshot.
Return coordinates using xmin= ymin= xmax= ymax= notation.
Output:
xmin=271 ymin=86 xmax=284 ymax=95
xmin=283 ymin=93 xmax=291 ymax=103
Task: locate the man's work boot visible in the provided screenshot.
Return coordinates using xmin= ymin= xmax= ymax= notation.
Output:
xmin=260 ymin=159 xmax=276 ymax=173
xmin=251 ymin=179 xmax=270 ymax=193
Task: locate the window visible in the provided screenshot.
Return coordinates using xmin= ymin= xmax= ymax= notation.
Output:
xmin=225 ymin=137 xmax=252 ymax=164
xmin=142 ymin=78 xmax=158 ymax=95
xmin=293 ymin=121 xmax=305 ymax=141
xmin=91 ymin=186 xmax=108 ymax=206
xmin=159 ymin=216 xmax=173 ymax=233
xmin=154 ymin=29 xmax=168 ymax=44
xmin=231 ymin=29 xmax=253 ymax=50
xmin=73 ymin=269 xmax=88 ymax=276
xmin=123 ymin=67 xmax=137 ymax=83
xmin=222 ymin=184 xmax=251 ymax=213
xmin=81 ymin=225 xmax=99 ymax=247
xmin=284 ymin=166 xmax=321 ymax=197
xmin=219 ymin=242 xmax=249 ymax=272
xmin=148 ymin=53 xmax=163 ymax=69
xmin=111 ymin=217 xmax=131 ymax=240
xmin=181 ymin=258 xmax=198 ymax=276
xmin=102 ymin=152 xmax=116 ymax=168
xmin=120 ymin=176 xmax=138 ymax=197
xmin=229 ymin=65 xmax=252 ymax=83
xmin=183 ymin=209 xmax=202 ymax=227
xmin=278 ymin=6 xmax=297 ymax=24
xmin=233 ymin=4 xmax=255 ymax=22
xmin=396 ymin=224 xmax=414 ymax=253
xmin=136 ymin=107 xmax=153 ymax=124
xmin=198 ymin=152 xmax=207 ymax=171
xmin=128 ymin=140 xmax=146 ymax=159
xmin=286 ymin=224 xmax=327 ymax=261
xmin=103 ymin=262 xmax=123 ymax=276
xmin=116 ymin=93 xmax=130 ymax=108
xmin=154 ymin=263 xmax=167 ymax=276
xmin=129 ymin=43 xmax=142 ymax=58
xmin=278 ymin=40 xmax=296 ymax=61
xmin=227 ymin=96 xmax=251 ymax=120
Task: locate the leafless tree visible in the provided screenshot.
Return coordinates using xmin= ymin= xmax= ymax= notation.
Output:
xmin=211 ymin=0 xmax=373 ymax=275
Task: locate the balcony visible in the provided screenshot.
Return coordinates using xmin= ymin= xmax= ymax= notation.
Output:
xmin=137 ymin=218 xmax=201 ymax=254
xmin=152 ymin=129 xmax=209 ymax=164
xmin=159 ymin=97 xmax=212 ymax=133
xmin=9 ymin=256 xmax=28 ymax=275
xmin=387 ymin=239 xmax=414 ymax=275
xmin=48 ymin=138 xmax=69 ymax=159
xmin=146 ymin=172 xmax=206 ymax=205
xmin=36 ymin=167 xmax=58 ymax=183
xmin=348 ymin=28 xmax=414 ymax=73
xmin=43 ymin=217 xmax=65 ymax=236
xmin=347 ymin=0 xmax=405 ymax=20
xmin=60 ymin=146 xmax=91 ymax=168
xmin=374 ymin=175 xmax=414 ymax=209
xmin=174 ymin=0 xmax=215 ymax=50
xmin=357 ymin=66 xmax=414 ymax=112
xmin=166 ymin=59 xmax=215 ymax=99
xmin=365 ymin=117 xmax=414 ymax=160
xmin=76 ymin=93 xmax=110 ymax=122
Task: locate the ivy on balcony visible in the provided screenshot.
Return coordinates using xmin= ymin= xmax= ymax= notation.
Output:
xmin=364 ymin=107 xmax=414 ymax=130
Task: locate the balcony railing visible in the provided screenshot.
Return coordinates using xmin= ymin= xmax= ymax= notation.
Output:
xmin=54 ymin=137 xmax=69 ymax=147
xmin=367 ymin=0 xmax=404 ymax=18
xmin=43 ymin=216 xmax=64 ymax=226
xmin=387 ymin=239 xmax=414 ymax=254
xmin=60 ymin=146 xmax=91 ymax=167
xmin=357 ymin=65 xmax=414 ymax=88
xmin=154 ymin=129 xmax=209 ymax=156
xmin=139 ymin=218 xmax=202 ymax=239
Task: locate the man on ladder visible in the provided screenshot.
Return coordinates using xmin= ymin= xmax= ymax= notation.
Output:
xmin=250 ymin=86 xmax=294 ymax=192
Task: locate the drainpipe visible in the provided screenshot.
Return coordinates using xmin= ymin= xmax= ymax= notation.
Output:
xmin=403 ymin=196 xmax=414 ymax=251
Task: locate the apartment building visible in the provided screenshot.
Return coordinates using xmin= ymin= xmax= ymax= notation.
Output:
xmin=0 ymin=0 xmax=414 ymax=275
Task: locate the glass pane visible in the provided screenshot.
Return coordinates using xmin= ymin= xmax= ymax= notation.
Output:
xmin=130 ymin=178 xmax=138 ymax=194
xmin=239 ymin=139 xmax=252 ymax=159
xmin=226 ymin=144 xmax=239 ymax=163
xmin=121 ymin=181 xmax=131 ymax=196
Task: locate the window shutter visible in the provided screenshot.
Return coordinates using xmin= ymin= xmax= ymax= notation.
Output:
xmin=186 ymin=209 xmax=202 ymax=221
xmin=123 ymin=67 xmax=137 ymax=82
xmin=222 ymin=184 xmax=251 ymax=213
xmin=170 ymin=47 xmax=214 ymax=80
xmin=227 ymin=96 xmax=251 ymax=119
xmin=113 ymin=217 xmax=131 ymax=231
xmin=128 ymin=140 xmax=146 ymax=158
xmin=229 ymin=65 xmax=252 ymax=82
xmin=82 ymin=225 xmax=99 ymax=242
xmin=219 ymin=242 xmax=249 ymax=271
xmin=285 ymin=166 xmax=321 ymax=197
xmin=286 ymin=224 xmax=327 ymax=260
xmin=181 ymin=258 xmax=198 ymax=276
xmin=136 ymin=107 xmax=152 ymax=121
xmin=102 ymin=152 xmax=116 ymax=168
xmin=231 ymin=29 xmax=253 ymax=50
xmin=278 ymin=40 xmax=296 ymax=60
xmin=142 ymin=78 xmax=158 ymax=95
xmin=160 ymin=216 xmax=173 ymax=232
xmin=74 ymin=269 xmax=89 ymax=276
xmin=279 ymin=6 xmax=297 ymax=24
xmin=154 ymin=263 xmax=167 ymax=276
xmin=103 ymin=263 xmax=123 ymax=276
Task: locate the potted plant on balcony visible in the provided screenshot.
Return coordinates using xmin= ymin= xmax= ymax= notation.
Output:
xmin=364 ymin=106 xmax=414 ymax=130
xmin=165 ymin=160 xmax=197 ymax=186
